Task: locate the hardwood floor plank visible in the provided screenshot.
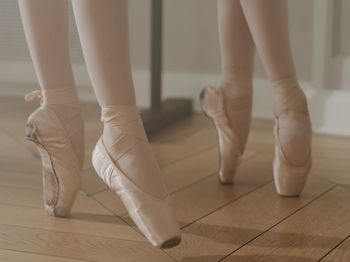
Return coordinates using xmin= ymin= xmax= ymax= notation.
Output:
xmin=0 ymin=130 xmax=41 ymax=174
xmin=170 ymin=155 xmax=273 ymax=227
xmin=81 ymin=167 xmax=108 ymax=196
xmin=152 ymin=128 xmax=217 ymax=168
xmin=0 ymin=185 xmax=113 ymax=216
xmin=0 ymin=170 xmax=42 ymax=189
xmin=0 ymin=248 xmax=90 ymax=262
xmin=310 ymin=134 xmax=350 ymax=186
xmin=92 ymin=190 xmax=126 ymax=217
xmin=312 ymin=156 xmax=350 ymax=186
xmin=1 ymin=97 xmax=349 ymax=261
xmin=223 ymin=186 xmax=350 ymax=261
xmin=0 ymin=225 xmax=171 ymax=262
xmin=162 ymin=147 xmax=218 ymax=193
xmin=321 ymin=236 xmax=350 ymax=261
xmin=0 ymin=204 xmax=144 ymax=242
xmin=163 ymin=147 xmax=255 ymax=194
xmin=165 ymin=176 xmax=333 ymax=261
xmin=150 ymin=114 xmax=212 ymax=143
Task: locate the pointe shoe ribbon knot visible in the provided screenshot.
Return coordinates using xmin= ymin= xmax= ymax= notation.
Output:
xmin=24 ymin=90 xmax=42 ymax=102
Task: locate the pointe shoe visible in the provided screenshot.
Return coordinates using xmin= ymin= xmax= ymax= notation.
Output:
xmin=273 ymin=110 xmax=312 ymax=196
xmin=25 ymin=88 xmax=84 ymax=217
xmin=200 ymin=86 xmax=251 ymax=184
xmin=92 ymin=106 xmax=181 ymax=248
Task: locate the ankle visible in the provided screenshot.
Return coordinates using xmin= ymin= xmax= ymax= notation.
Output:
xmin=48 ymin=104 xmax=82 ymax=124
xmin=100 ymin=105 xmax=146 ymax=149
xmin=220 ymin=67 xmax=253 ymax=99
xmin=37 ymin=87 xmax=82 ymax=125
xmin=41 ymin=87 xmax=80 ymax=106
xmin=272 ymin=77 xmax=309 ymax=115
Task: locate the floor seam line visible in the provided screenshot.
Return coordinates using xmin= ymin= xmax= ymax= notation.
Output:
xmin=0 ymin=247 xmax=96 ymax=262
xmin=318 ymin=233 xmax=350 ymax=261
xmin=181 ymin=179 xmax=273 ymax=230
xmin=218 ymin=184 xmax=338 ymax=261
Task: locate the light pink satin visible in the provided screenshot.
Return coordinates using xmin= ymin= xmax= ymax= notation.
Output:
xmin=25 ymin=88 xmax=84 ymax=217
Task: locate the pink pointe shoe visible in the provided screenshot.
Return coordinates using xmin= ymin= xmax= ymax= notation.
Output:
xmin=24 ymin=88 xmax=84 ymax=217
xmin=200 ymin=86 xmax=251 ymax=184
xmin=92 ymin=106 xmax=181 ymax=248
xmin=273 ymin=110 xmax=312 ymax=196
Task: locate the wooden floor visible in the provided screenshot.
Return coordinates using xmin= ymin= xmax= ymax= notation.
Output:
xmin=0 ymin=95 xmax=350 ymax=262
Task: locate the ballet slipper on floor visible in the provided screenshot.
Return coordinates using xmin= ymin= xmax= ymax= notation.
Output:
xmin=25 ymin=88 xmax=84 ymax=217
xmin=92 ymin=106 xmax=181 ymax=249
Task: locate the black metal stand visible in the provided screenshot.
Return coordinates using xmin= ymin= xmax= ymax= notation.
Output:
xmin=140 ymin=0 xmax=193 ymax=135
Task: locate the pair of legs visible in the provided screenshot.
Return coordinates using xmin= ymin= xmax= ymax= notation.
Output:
xmin=218 ymin=0 xmax=310 ymax=164
xmin=19 ymin=0 xmax=311 ymax=247
xmin=20 ymin=0 xmax=180 ymax=247
xmin=19 ymin=0 xmax=165 ymax=199
xmin=201 ymin=0 xmax=312 ymax=192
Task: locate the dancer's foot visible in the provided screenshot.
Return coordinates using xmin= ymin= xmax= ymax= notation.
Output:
xmin=272 ymin=78 xmax=312 ymax=196
xmin=92 ymin=106 xmax=181 ymax=248
xmin=25 ymin=87 xmax=84 ymax=216
xmin=200 ymin=78 xmax=252 ymax=184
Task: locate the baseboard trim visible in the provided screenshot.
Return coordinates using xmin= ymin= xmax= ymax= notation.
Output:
xmin=0 ymin=61 xmax=349 ymax=136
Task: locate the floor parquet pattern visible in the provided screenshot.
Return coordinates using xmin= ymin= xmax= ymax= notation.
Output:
xmin=0 ymin=96 xmax=349 ymax=261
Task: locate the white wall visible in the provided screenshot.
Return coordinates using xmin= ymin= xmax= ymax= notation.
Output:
xmin=0 ymin=0 xmax=314 ymax=78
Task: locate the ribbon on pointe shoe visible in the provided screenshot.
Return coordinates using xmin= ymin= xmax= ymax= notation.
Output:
xmin=25 ymin=90 xmax=42 ymax=102
xmin=24 ymin=87 xmax=80 ymax=105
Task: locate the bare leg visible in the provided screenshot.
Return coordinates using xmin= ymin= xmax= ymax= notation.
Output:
xmin=18 ymin=0 xmax=84 ymax=216
xmin=71 ymin=1 xmax=180 ymax=246
xmin=71 ymin=0 xmax=135 ymax=106
xmin=218 ymin=0 xmax=255 ymax=79
xmin=218 ymin=0 xmax=255 ymax=153
xmin=71 ymin=0 xmax=166 ymax=199
xmin=18 ymin=0 xmax=83 ymax=168
xmin=240 ymin=0 xmax=311 ymax=165
xmin=199 ymin=0 xmax=256 ymax=183
xmin=18 ymin=0 xmax=76 ymax=91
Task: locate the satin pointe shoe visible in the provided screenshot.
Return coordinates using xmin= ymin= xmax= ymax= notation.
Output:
xmin=25 ymin=88 xmax=84 ymax=217
xmin=273 ymin=110 xmax=312 ymax=196
xmin=200 ymin=86 xmax=251 ymax=184
xmin=92 ymin=106 xmax=181 ymax=248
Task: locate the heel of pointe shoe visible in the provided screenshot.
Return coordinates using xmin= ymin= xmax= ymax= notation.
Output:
xmin=92 ymin=140 xmax=181 ymax=248
xmin=200 ymin=86 xmax=241 ymax=184
xmin=25 ymin=109 xmax=81 ymax=217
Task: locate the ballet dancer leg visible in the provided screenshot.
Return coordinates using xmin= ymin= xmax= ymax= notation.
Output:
xmin=18 ymin=0 xmax=84 ymax=216
xmin=201 ymin=0 xmax=255 ymax=183
xmin=71 ymin=0 xmax=181 ymax=248
xmin=240 ymin=0 xmax=312 ymax=196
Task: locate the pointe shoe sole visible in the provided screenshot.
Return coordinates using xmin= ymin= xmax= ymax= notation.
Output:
xmin=92 ymin=138 xmax=181 ymax=248
xmin=25 ymin=108 xmax=82 ymax=217
xmin=26 ymin=123 xmax=60 ymax=214
xmin=200 ymin=86 xmax=241 ymax=184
